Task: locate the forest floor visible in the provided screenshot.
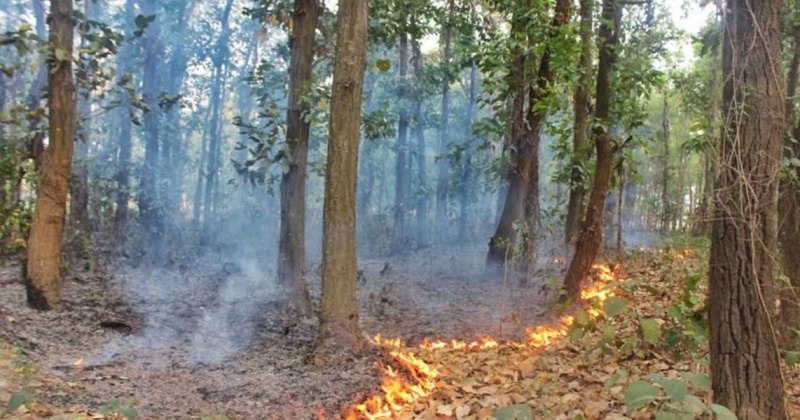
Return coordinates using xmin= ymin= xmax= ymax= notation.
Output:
xmin=0 ymin=243 xmax=563 ymax=419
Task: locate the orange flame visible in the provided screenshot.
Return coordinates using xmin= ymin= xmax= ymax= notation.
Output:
xmin=346 ymin=263 xmax=619 ymax=419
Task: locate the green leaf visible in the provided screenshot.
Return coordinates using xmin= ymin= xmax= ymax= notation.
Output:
xmin=658 ymin=379 xmax=688 ymax=402
xmin=568 ymin=325 xmax=584 ymax=341
xmin=625 ymin=380 xmax=660 ymax=410
xmin=492 ymin=404 xmax=533 ymax=420
xmin=639 ymin=318 xmax=661 ymax=344
xmin=710 ymin=404 xmax=737 ymax=420
xmin=603 ymin=296 xmax=629 ymax=318
xmin=54 ymin=48 xmax=68 ymax=61
xmin=575 ymin=310 xmax=591 ymax=326
xmin=785 ymin=351 xmax=800 ymax=367
xmin=604 ymin=369 xmax=628 ymax=388
xmin=667 ymin=304 xmax=683 ymax=320
xmin=654 ymin=411 xmax=682 ymax=420
xmin=680 ymin=372 xmax=711 ymax=390
xmin=4 ymin=387 xmax=31 ymax=415
xmin=375 ymin=59 xmax=391 ymax=72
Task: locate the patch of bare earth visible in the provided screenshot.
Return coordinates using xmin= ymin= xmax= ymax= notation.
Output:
xmin=0 ymin=245 xmax=557 ymax=419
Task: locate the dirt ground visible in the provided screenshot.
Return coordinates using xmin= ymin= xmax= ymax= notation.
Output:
xmin=0 ymin=244 xmax=563 ymax=419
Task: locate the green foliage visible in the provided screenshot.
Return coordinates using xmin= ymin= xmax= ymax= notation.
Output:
xmin=102 ymin=399 xmax=138 ymax=420
xmin=492 ymin=404 xmax=533 ymax=420
xmin=623 ymin=373 xmax=735 ymax=419
xmin=1 ymin=387 xmax=33 ymax=418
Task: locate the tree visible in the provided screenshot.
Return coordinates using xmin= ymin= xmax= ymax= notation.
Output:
xmin=562 ymin=0 xmax=619 ymax=300
xmin=487 ymin=0 xmax=572 ymax=270
xmin=393 ymin=33 xmax=410 ymax=243
xmin=277 ymin=0 xmax=321 ymax=314
xmin=564 ymin=0 xmax=592 ymax=242
xmin=137 ymin=0 xmax=162 ymax=236
xmin=313 ymin=0 xmax=368 ymax=362
xmin=780 ymin=6 xmax=800 ymax=352
xmin=435 ymin=0 xmax=454 ymax=233
xmin=708 ymin=0 xmax=787 ymax=417
xmin=25 ymin=0 xmax=77 ymax=309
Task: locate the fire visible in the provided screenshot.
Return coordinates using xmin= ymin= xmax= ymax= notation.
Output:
xmin=347 ymin=263 xmax=619 ymax=419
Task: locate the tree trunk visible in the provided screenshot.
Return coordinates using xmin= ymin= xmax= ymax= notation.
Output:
xmin=161 ymin=0 xmax=197 ymax=217
xmin=193 ymin=105 xmax=213 ymax=227
xmin=138 ymin=0 xmax=161 ymax=235
xmin=565 ymin=0 xmax=593 ymax=243
xmin=489 ymin=0 xmax=571 ymax=271
xmin=277 ymin=0 xmax=320 ymax=314
xmin=202 ymin=0 xmax=234 ymax=239
xmin=26 ymin=0 xmax=48 ymax=171
xmin=313 ymin=0 xmax=368 ymax=362
xmin=112 ymin=0 xmax=136 ymax=243
xmin=71 ymin=0 xmax=93 ymax=231
xmin=486 ymin=8 xmax=529 ymax=268
xmin=780 ymin=18 xmax=800 ymax=352
xmin=435 ymin=0 xmax=454 ymax=234
xmin=562 ymin=0 xmax=619 ymax=300
xmin=412 ymin=37 xmax=428 ymax=245
xmin=709 ymin=0 xmax=787 ymax=417
xmin=393 ymin=33 xmax=410 ymax=244
xmin=659 ymin=93 xmax=670 ymax=234
xmin=25 ymin=0 xmax=76 ymax=309
xmin=459 ymin=62 xmax=477 ymax=240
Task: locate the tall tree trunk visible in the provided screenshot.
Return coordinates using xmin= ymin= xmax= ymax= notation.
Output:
xmin=277 ymin=0 xmax=320 ymax=313
xmin=709 ymin=0 xmax=788 ymax=417
xmin=161 ymin=0 xmax=197 ymax=217
xmin=412 ymin=37 xmax=428 ymax=245
xmin=562 ymin=0 xmax=619 ymax=300
xmin=25 ymin=0 xmax=76 ymax=309
xmin=486 ymin=7 xmax=528 ymax=267
xmin=488 ymin=0 xmax=571 ymax=271
xmin=193 ymin=105 xmax=212 ymax=227
xmin=393 ymin=33 xmax=410 ymax=244
xmin=436 ymin=0 xmax=454 ymax=234
xmin=565 ymin=0 xmax=593 ymax=243
xmin=779 ymin=10 xmax=800 ymax=351
xmin=112 ymin=0 xmax=136 ymax=243
xmin=313 ymin=0 xmax=368 ymax=362
xmin=26 ymin=0 xmax=48 ymax=170
xmin=459 ymin=62 xmax=477 ymax=240
xmin=71 ymin=0 xmax=92 ymax=231
xmin=138 ymin=0 xmax=161 ymax=236
xmin=659 ymin=93 xmax=670 ymax=234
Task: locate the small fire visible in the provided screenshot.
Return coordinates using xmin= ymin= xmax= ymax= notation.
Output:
xmin=347 ymin=263 xmax=619 ymax=419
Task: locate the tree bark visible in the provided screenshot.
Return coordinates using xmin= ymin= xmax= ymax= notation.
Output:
xmin=435 ymin=0 xmax=454 ymax=234
xmin=459 ymin=62 xmax=477 ymax=240
xmin=202 ymin=0 xmax=234 ymax=238
xmin=562 ymin=0 xmax=619 ymax=300
xmin=277 ymin=0 xmax=320 ymax=314
xmin=313 ymin=0 xmax=368 ymax=362
xmin=71 ymin=0 xmax=92 ymax=231
xmin=488 ymin=0 xmax=571 ymax=271
xmin=659 ymin=93 xmax=670 ymax=234
xmin=564 ymin=0 xmax=592 ymax=243
xmin=412 ymin=37 xmax=428 ymax=245
xmin=112 ymin=0 xmax=136 ymax=243
xmin=393 ymin=33 xmax=410 ymax=244
xmin=486 ymin=6 xmax=529 ymax=268
xmin=25 ymin=0 xmax=77 ymax=309
xmin=709 ymin=0 xmax=788 ymax=417
xmin=138 ymin=0 xmax=161 ymax=235
xmin=780 ymin=17 xmax=800 ymax=352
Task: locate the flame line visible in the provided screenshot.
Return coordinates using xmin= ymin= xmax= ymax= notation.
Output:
xmin=346 ymin=263 xmax=619 ymax=420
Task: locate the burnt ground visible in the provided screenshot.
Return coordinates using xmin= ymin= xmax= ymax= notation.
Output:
xmin=0 ymin=244 xmax=563 ymax=420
